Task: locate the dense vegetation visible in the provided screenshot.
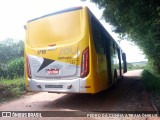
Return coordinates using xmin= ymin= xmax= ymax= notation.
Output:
xmin=0 ymin=39 xmax=24 ymax=79
xmin=0 ymin=39 xmax=25 ymax=102
xmin=141 ymin=69 xmax=160 ymax=110
xmin=0 ymin=39 xmax=24 ymax=78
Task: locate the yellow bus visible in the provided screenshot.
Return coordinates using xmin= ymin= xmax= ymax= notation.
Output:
xmin=25 ymin=6 xmax=127 ymax=94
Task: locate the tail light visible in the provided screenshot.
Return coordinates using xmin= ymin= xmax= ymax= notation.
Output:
xmin=26 ymin=56 xmax=32 ymax=79
xmin=80 ymin=47 xmax=89 ymax=78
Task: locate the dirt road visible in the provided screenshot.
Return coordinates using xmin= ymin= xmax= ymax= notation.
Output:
xmin=0 ymin=70 xmax=158 ymax=120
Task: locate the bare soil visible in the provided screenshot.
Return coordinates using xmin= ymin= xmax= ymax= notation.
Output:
xmin=0 ymin=70 xmax=159 ymax=120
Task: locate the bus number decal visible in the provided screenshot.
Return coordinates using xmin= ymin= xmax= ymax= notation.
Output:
xmin=37 ymin=50 xmax=46 ymax=54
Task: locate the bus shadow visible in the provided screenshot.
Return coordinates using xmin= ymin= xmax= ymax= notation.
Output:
xmin=44 ymin=90 xmax=113 ymax=111
xmin=42 ymin=75 xmax=144 ymax=111
xmin=42 ymin=76 xmax=137 ymax=111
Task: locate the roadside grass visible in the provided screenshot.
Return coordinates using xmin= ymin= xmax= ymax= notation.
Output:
xmin=141 ymin=69 xmax=160 ymax=93
xmin=0 ymin=77 xmax=26 ymax=103
xmin=141 ymin=69 xmax=160 ymax=110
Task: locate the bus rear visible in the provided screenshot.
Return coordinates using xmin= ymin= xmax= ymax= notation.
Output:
xmin=25 ymin=7 xmax=90 ymax=93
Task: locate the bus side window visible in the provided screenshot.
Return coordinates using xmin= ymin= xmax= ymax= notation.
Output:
xmin=113 ymin=44 xmax=119 ymax=68
xmin=102 ymin=33 xmax=107 ymax=54
xmin=91 ymin=17 xmax=105 ymax=55
xmin=117 ymin=48 xmax=120 ymax=60
xmin=122 ymin=53 xmax=127 ymax=73
xmin=113 ymin=42 xmax=116 ymax=55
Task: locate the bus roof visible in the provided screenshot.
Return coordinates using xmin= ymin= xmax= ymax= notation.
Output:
xmin=27 ymin=6 xmax=82 ymax=23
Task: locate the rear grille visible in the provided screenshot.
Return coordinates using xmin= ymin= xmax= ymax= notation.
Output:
xmin=45 ymin=85 xmax=63 ymax=88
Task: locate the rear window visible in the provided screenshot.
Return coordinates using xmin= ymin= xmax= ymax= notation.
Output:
xmin=28 ymin=9 xmax=82 ymax=46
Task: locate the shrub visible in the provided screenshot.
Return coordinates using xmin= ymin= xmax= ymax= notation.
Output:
xmin=0 ymin=78 xmax=26 ymax=102
xmin=141 ymin=69 xmax=160 ymax=93
xmin=0 ymin=65 xmax=8 ymax=78
xmin=7 ymin=57 xmax=24 ymax=79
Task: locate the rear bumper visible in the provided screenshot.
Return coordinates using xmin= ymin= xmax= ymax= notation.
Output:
xmin=28 ymin=78 xmax=87 ymax=93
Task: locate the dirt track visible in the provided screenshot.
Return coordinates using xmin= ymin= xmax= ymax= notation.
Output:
xmin=0 ymin=70 xmax=159 ymax=120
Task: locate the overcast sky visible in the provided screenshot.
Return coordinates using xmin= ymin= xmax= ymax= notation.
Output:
xmin=0 ymin=0 xmax=146 ymax=62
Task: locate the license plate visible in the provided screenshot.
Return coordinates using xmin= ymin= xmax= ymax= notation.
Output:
xmin=48 ymin=69 xmax=59 ymax=74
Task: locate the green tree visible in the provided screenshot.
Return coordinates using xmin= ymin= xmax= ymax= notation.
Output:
xmin=0 ymin=38 xmax=24 ymax=78
xmin=0 ymin=38 xmax=24 ymax=64
xmin=7 ymin=57 xmax=24 ymax=79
